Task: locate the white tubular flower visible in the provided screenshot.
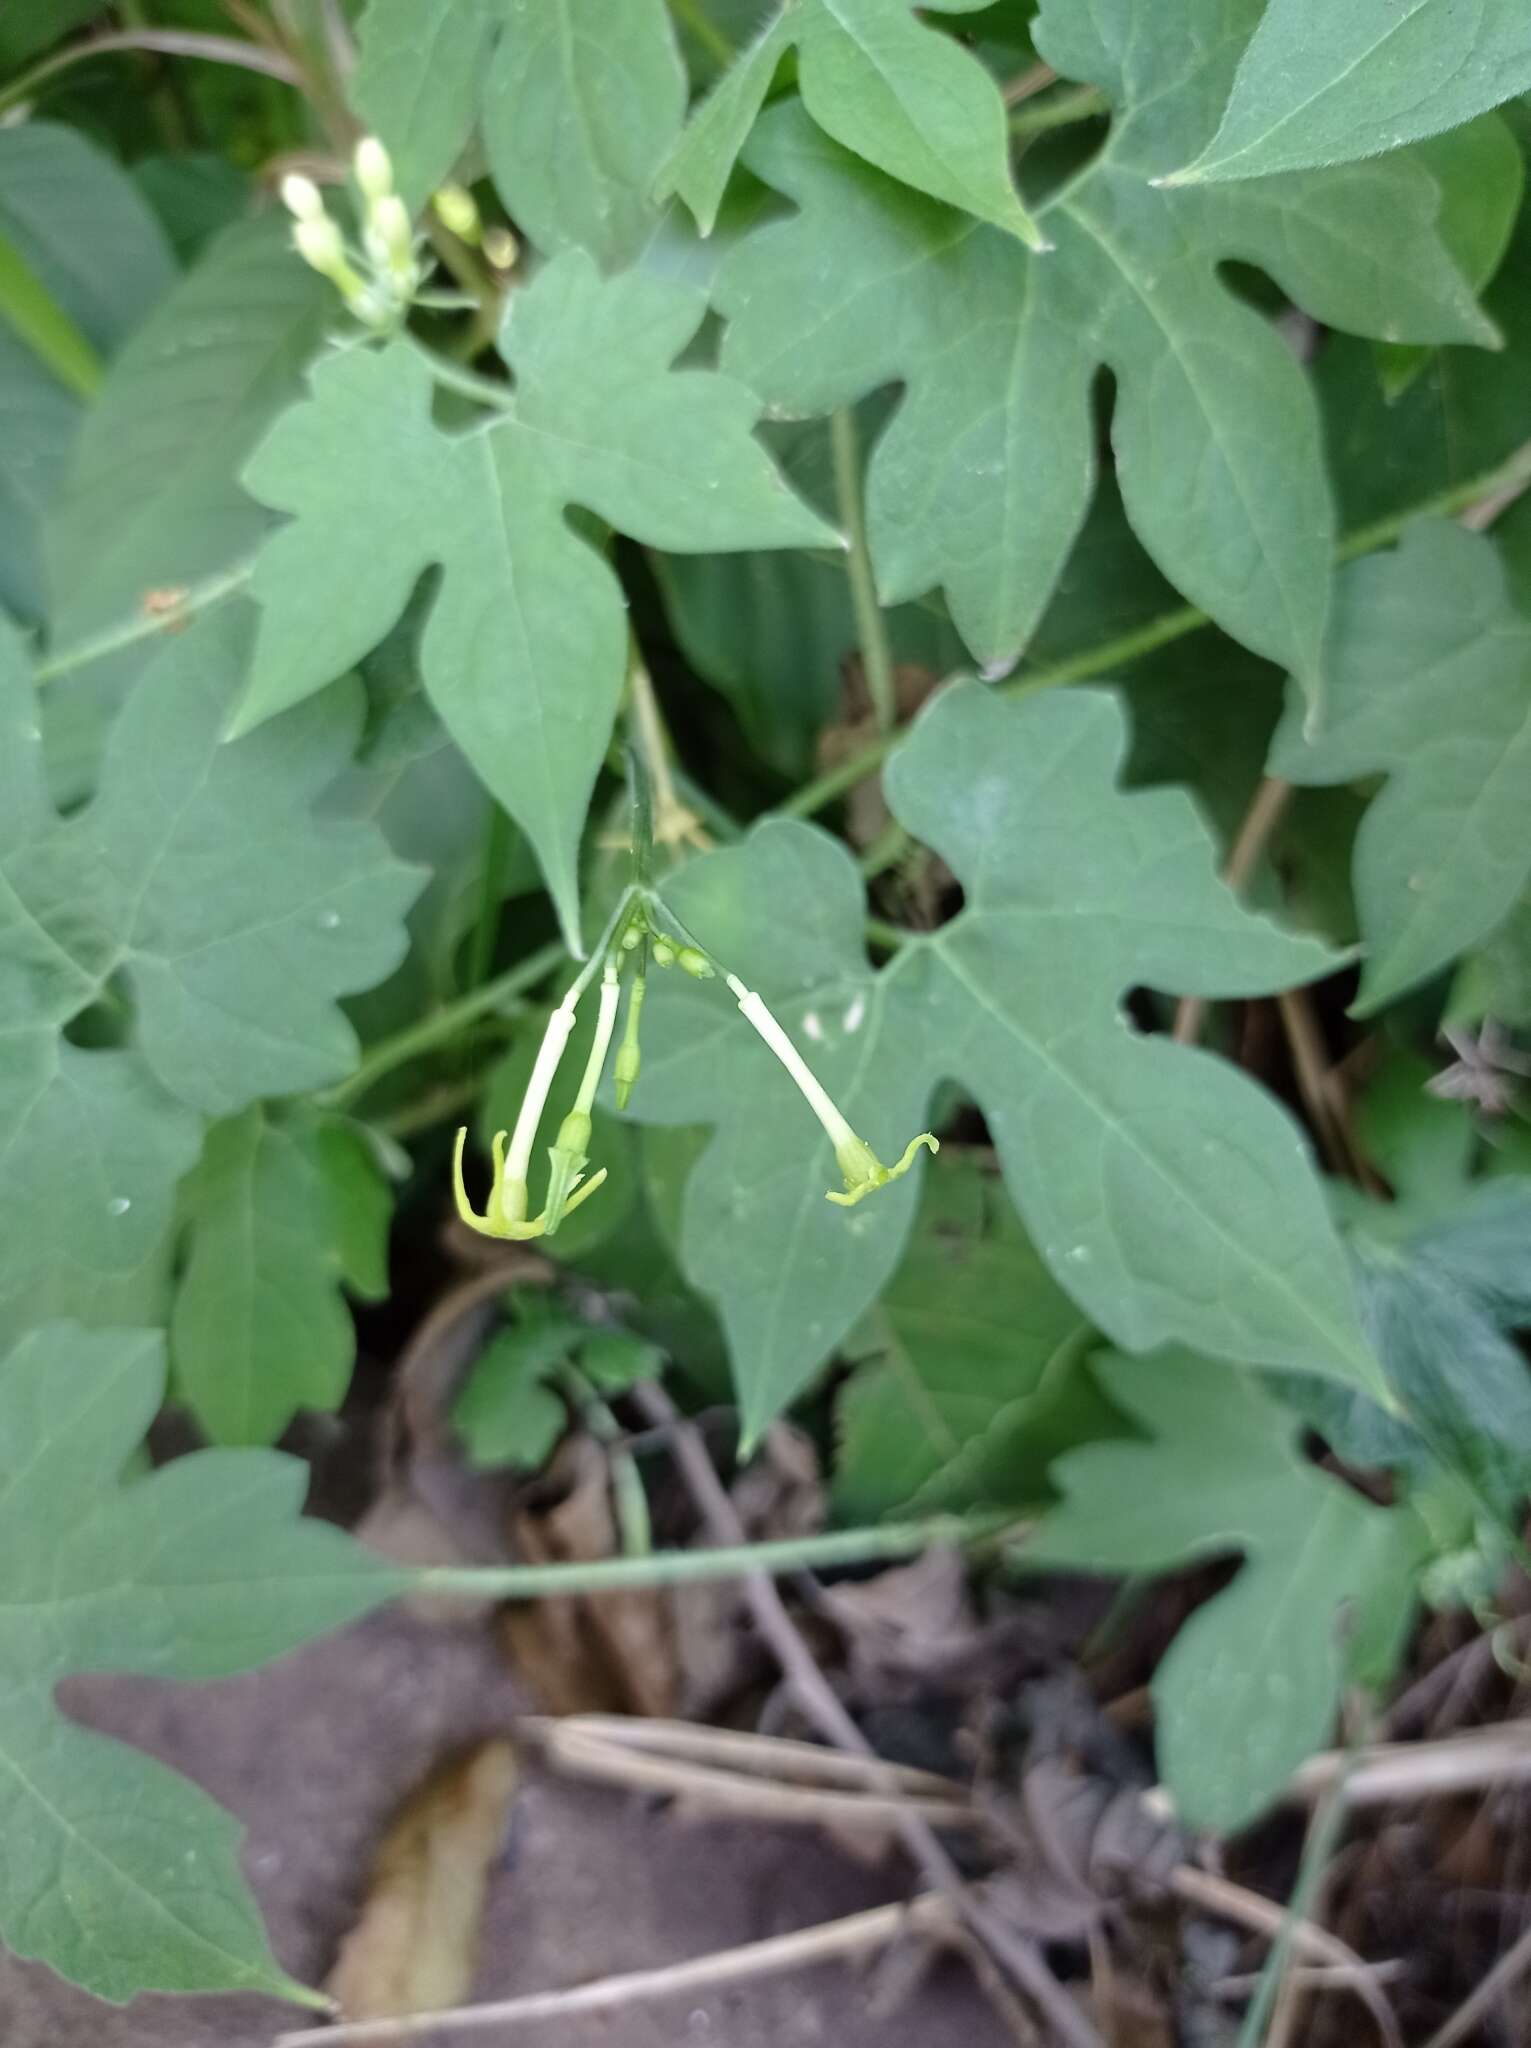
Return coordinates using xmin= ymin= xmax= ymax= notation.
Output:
xmin=725 ymin=975 xmax=937 ymax=1207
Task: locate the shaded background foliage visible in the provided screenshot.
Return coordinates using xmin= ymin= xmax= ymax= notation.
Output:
xmin=2 ymin=0 xmax=1531 ymax=2034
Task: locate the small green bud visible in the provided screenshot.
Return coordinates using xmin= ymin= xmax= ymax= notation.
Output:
xmin=676 ymin=946 xmax=714 ymax=980
xmin=280 ymin=173 xmax=325 ymax=223
xmin=651 ymin=936 xmax=677 ymax=968
xmin=620 ymin=923 xmax=644 ymax=952
xmin=614 ymin=1041 xmax=641 ymax=1109
xmin=354 ymin=136 xmax=394 ymax=202
xmin=433 ymin=182 xmax=481 ymax=242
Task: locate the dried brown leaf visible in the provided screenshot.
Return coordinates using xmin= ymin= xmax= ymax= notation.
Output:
xmin=501 ymin=1438 xmax=680 ymax=1716
xmin=326 ymin=1740 xmax=520 ymax=2021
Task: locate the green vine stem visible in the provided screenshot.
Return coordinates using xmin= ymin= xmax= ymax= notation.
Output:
xmin=417 ymin=1508 xmax=1018 ymax=1601
xmin=32 ymin=560 xmax=257 ymax=684
xmin=830 ymin=407 xmax=897 ymax=736
xmin=1009 ymin=82 xmax=1107 ymax=139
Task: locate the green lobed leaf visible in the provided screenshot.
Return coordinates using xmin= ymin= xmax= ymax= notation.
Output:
xmin=353 ymin=0 xmax=686 ymax=265
xmin=1375 ymin=115 xmax=1524 ymax=398
xmin=351 ymin=0 xmax=496 ymax=206
xmin=237 ymin=251 xmax=834 ymax=950
xmin=1027 ymin=1350 xmax=1430 ymax=1831
xmin=451 ymin=1289 xmax=661 ymax=1468
xmin=481 ymin=0 xmax=687 ymax=266
xmin=834 ymin=1153 xmax=1112 ymax=1520
xmin=0 ymin=604 xmax=422 ymax=1354
xmin=631 ymin=682 xmax=1376 ymax=1445
xmin=716 ymin=0 xmax=1497 ymax=708
xmin=659 ymin=0 xmax=1044 ymax=247
xmin=1316 ymin=1056 xmax=1531 ymax=1526
xmin=313 ymin=1116 xmax=394 ymax=1302
xmin=1320 ymin=188 xmax=1531 ymax=535
xmin=1172 ymin=0 xmax=1531 ymax=186
xmin=453 ymin=1294 xmax=585 ymax=1469
xmin=1269 ymin=523 xmax=1531 ymax=1013
xmin=0 ymin=1324 xmax=398 ymax=2005
xmin=170 ymin=1108 xmax=363 ymax=1447
xmin=1356 ymin=1238 xmax=1531 ymax=1529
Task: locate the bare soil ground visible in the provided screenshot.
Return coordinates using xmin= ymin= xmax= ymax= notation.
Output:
xmin=2 ymin=1606 xmax=1008 ymax=2048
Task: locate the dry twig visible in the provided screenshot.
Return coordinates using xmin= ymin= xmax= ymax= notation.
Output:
xmin=276 ymin=1891 xmax=960 ymax=2046
xmin=1143 ymin=1719 xmax=1531 ymax=1817
xmin=632 ymin=1381 xmax=1104 ymax=2048
xmin=1419 ymin=1919 xmax=1531 ymax=2048
xmin=1169 ymin=1866 xmax=1403 ymax=2048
